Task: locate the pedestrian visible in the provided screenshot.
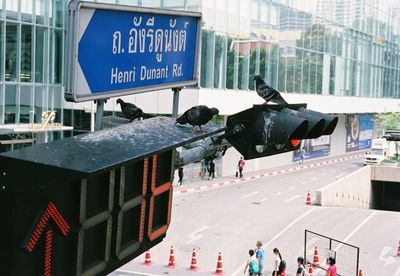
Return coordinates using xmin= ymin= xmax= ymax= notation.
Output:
xmin=209 ymin=159 xmax=215 ymax=179
xmin=255 ymin=241 xmax=265 ymax=275
xmin=178 ymin=167 xmax=183 ymax=186
xmin=325 ymin=257 xmax=337 ymax=276
xmin=296 ymin=257 xmax=306 ymax=276
xmin=299 ymin=148 xmax=306 ymax=164
xmin=200 ymin=159 xmax=207 ymax=180
xmin=238 ymin=156 xmax=245 ymax=178
xmin=272 ymin=248 xmax=283 ymax=276
xmin=244 ymin=249 xmax=260 ymax=276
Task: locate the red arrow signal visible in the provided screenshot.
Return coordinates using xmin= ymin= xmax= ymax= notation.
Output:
xmin=22 ymin=201 xmax=70 ymax=276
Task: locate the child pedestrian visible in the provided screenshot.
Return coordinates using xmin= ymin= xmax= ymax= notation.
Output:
xmin=244 ymin=249 xmax=260 ymax=276
xmin=296 ymin=257 xmax=305 ymax=276
xmin=255 ymin=241 xmax=265 ymax=275
xmin=325 ymin=257 xmax=337 ymax=276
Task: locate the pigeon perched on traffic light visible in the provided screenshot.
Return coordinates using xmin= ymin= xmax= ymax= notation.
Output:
xmin=253 ymin=75 xmax=288 ymax=106
xmin=116 ymin=98 xmax=152 ymax=121
xmin=175 ymin=105 xmax=219 ymax=132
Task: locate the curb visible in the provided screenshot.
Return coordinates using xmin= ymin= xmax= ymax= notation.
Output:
xmin=173 ymin=154 xmax=364 ymax=196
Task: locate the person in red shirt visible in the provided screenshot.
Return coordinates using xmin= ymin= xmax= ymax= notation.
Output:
xmin=238 ymin=157 xmax=245 ymax=178
xmin=325 ymin=257 xmax=337 ymax=276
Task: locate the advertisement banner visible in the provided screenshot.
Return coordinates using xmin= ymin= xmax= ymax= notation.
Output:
xmin=293 ymin=136 xmax=331 ymax=162
xmin=345 ymin=114 xmax=374 ymax=152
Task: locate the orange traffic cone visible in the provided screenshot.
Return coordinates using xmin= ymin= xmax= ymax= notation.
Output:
xmin=306 ymin=191 xmax=311 ymax=205
xmin=142 ymin=250 xmax=153 ymax=265
xmin=308 ymin=264 xmax=313 ymax=276
xmin=359 ymin=269 xmax=363 ymax=276
xmin=165 ymin=246 xmax=176 ymax=268
xmin=212 ymin=252 xmax=224 ymax=275
xmin=187 ymin=248 xmax=199 ymax=271
xmin=397 ymin=241 xmax=400 ymax=256
xmin=313 ymin=246 xmax=320 ymax=267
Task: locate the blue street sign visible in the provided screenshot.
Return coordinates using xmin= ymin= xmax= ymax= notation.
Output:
xmin=65 ymin=2 xmax=201 ymax=102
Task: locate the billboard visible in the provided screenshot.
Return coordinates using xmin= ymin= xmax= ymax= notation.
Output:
xmin=65 ymin=1 xmax=202 ymax=102
xmin=345 ymin=114 xmax=374 ymax=152
xmin=293 ymin=135 xmax=331 ymax=162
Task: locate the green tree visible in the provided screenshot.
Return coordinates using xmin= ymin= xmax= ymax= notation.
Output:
xmin=374 ymin=113 xmax=400 ymax=136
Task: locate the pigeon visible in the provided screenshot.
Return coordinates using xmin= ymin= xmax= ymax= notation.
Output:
xmin=253 ymin=75 xmax=288 ymax=106
xmin=116 ymin=98 xmax=152 ymax=121
xmin=175 ymin=105 xmax=219 ymax=132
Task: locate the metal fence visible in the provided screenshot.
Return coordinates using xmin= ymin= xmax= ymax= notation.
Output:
xmin=304 ymin=230 xmax=359 ymax=276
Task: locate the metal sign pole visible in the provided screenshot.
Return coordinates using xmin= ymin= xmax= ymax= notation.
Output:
xmin=172 ymin=87 xmax=182 ymax=119
xmin=95 ymin=99 xmax=106 ymax=131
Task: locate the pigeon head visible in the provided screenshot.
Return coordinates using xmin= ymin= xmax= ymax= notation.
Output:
xmin=116 ymin=98 xmax=123 ymax=105
xmin=210 ymin=108 xmax=219 ymax=115
xmin=253 ymin=75 xmax=266 ymax=85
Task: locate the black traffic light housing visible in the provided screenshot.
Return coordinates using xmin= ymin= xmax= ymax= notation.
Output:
xmin=0 ymin=117 xmax=225 ymax=276
xmin=226 ymin=104 xmax=338 ymax=160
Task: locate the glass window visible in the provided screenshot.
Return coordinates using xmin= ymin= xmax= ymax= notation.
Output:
xmin=35 ymin=26 xmax=47 ymax=83
xmin=21 ymin=0 xmax=33 ymax=22
xmin=226 ymin=37 xmax=236 ymax=89
xmin=251 ymin=0 xmax=258 ymax=21
xmin=0 ymin=85 xmax=3 ymax=124
xmin=163 ymin=0 xmax=184 ymax=8
xmin=20 ymin=86 xmax=33 ymax=123
xmin=315 ymin=53 xmax=323 ymax=94
xmin=259 ymin=42 xmax=268 ymax=81
xmin=302 ymin=51 xmax=311 ymax=93
xmin=277 ymin=47 xmax=286 ymax=91
xmin=50 ymin=0 xmax=64 ymax=27
xmin=214 ymin=34 xmax=227 ymax=89
xmin=329 ymin=56 xmax=336 ymax=95
xmin=248 ymin=40 xmax=259 ymax=91
xmin=141 ymin=0 xmax=161 ymax=7
xmin=21 ymin=25 xmax=33 ymax=82
xmin=0 ymin=22 xmax=3 ymax=81
xmin=270 ymin=4 xmax=278 ymax=26
xmin=5 ymin=22 xmax=18 ymax=82
xmin=286 ymin=47 xmax=295 ymax=93
xmin=49 ymin=86 xmax=62 ymax=123
xmin=186 ymin=0 xmax=201 ymax=11
xmin=267 ymin=44 xmax=278 ymax=89
xmin=118 ymin=0 xmax=139 ymax=5
xmin=34 ymin=86 xmax=46 ymax=123
xmin=5 ymin=85 xmax=17 ymax=124
xmin=238 ymin=40 xmax=250 ymax=90
xmin=50 ymin=29 xmax=63 ymax=84
xmin=36 ymin=0 xmax=46 ymax=25
xmin=200 ymin=30 xmax=215 ymax=88
xmin=295 ymin=48 xmax=303 ymax=93
xmin=5 ymin=0 xmax=19 ymax=21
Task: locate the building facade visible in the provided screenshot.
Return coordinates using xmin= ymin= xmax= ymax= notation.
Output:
xmin=0 ymin=0 xmax=400 ymax=177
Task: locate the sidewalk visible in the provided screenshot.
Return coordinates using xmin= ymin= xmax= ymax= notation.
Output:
xmin=173 ymin=151 xmax=366 ymax=196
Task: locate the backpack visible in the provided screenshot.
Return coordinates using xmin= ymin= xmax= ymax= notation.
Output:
xmin=249 ymin=259 xmax=260 ymax=273
xmin=278 ymin=259 xmax=286 ymax=273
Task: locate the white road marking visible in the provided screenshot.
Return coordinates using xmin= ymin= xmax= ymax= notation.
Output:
xmin=334 ymin=211 xmax=377 ymax=252
xmin=231 ymin=207 xmax=317 ymax=276
xmin=241 ymin=191 xmax=259 ymax=199
xmin=114 ymin=270 xmax=163 ymax=276
xmin=289 ymin=186 xmax=295 ymax=190
xmin=283 ymin=194 xmax=301 ymax=203
xmin=186 ymin=225 xmax=210 ymax=244
xmin=260 ymin=198 xmax=268 ymax=202
xmin=379 ymin=246 xmax=396 ymax=268
xmin=275 ymin=192 xmax=282 ymax=196
xmin=335 ymin=173 xmax=346 ymax=179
